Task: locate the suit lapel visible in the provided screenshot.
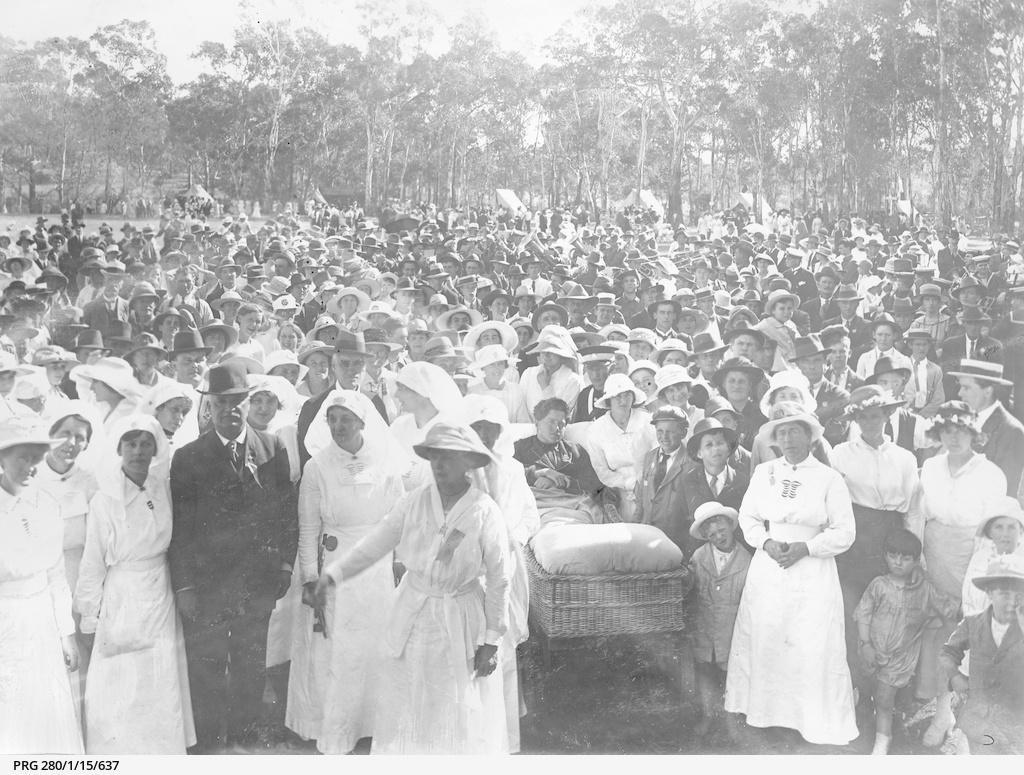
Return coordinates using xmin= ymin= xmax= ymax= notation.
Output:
xmin=993 ymin=618 xmax=1023 ymax=664
xmin=659 ymin=450 xmax=687 ymax=490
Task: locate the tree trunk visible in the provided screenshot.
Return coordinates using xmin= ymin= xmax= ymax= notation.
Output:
xmin=636 ymin=101 xmax=650 ymax=195
xmin=668 ymin=122 xmax=684 ymax=225
xmin=365 ymin=119 xmax=375 ymax=212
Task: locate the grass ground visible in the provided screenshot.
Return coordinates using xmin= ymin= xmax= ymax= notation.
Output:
xmin=237 ymin=633 xmax=939 ymax=756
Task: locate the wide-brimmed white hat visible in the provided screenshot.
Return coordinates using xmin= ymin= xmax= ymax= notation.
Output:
xmin=689 ymin=501 xmax=740 ymax=540
xmin=0 ymin=351 xmax=35 ymax=377
xmin=0 ymin=416 xmax=61 ymax=454
xmin=473 ymin=344 xmax=513 ymax=371
xmin=759 ymin=369 xmax=818 ymax=417
xmin=655 ymin=364 xmax=693 ymax=396
xmin=756 ymin=400 xmax=825 ymax=445
xmin=327 ymin=286 xmax=372 ymax=317
xmin=595 ymin=373 xmax=647 ymax=408
xmin=533 ymin=325 xmax=578 ymax=361
xmin=71 ymin=357 xmax=144 ymax=400
xmin=462 ymin=321 xmax=518 ymax=353
xmin=264 ymin=349 xmax=309 ymax=382
xmin=971 ymin=554 xmax=1024 ymax=593
xmin=977 ymin=495 xmax=1024 ymax=537
xmin=413 ymin=422 xmax=493 ymax=468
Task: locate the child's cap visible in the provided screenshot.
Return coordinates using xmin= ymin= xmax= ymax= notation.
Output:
xmin=883 ymin=528 xmax=922 ymax=560
xmin=972 ymin=554 xmax=1024 ymax=594
xmin=690 ymin=501 xmax=739 ymax=540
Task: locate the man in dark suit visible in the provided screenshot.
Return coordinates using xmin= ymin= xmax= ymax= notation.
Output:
xmin=296 ymin=331 xmax=378 ymax=467
xmin=801 ymin=265 xmax=840 ymax=331
xmin=940 ymin=307 xmax=1004 ymax=400
xmin=169 ymin=362 xmax=298 ymax=751
xmin=81 ymin=261 xmax=130 ymax=332
xmin=864 ymin=356 xmax=919 ymax=455
xmin=572 ymin=346 xmax=615 ymax=423
xmin=634 ymin=406 xmax=694 ymax=554
xmin=949 ymin=359 xmax=1024 ymax=495
xmin=823 ymin=284 xmax=872 ymax=352
xmin=789 ymin=334 xmax=850 ymax=446
xmin=681 ymin=418 xmax=751 ymax=546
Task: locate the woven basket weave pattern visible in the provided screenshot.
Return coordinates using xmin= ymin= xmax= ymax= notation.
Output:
xmin=525 ymin=545 xmax=692 ymax=639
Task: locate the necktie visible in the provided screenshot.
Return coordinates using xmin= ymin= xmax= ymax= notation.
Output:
xmin=710 ymin=473 xmax=720 ymax=497
xmin=653 ymin=452 xmax=669 ymax=490
xmin=229 ymin=440 xmax=242 ymax=470
xmin=969 ymin=338 xmax=978 ymax=358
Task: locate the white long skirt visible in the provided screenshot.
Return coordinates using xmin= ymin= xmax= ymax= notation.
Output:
xmin=724 ymin=549 xmax=858 ymax=745
xmin=83 ymin=559 xmax=195 ymax=753
xmin=0 ymin=584 xmax=83 ymax=754
xmin=372 ymin=599 xmax=508 ymax=754
xmin=285 ymin=550 xmax=395 ymax=753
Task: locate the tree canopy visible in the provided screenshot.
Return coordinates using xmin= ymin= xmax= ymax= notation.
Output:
xmin=1 ymin=0 xmax=1023 ymax=229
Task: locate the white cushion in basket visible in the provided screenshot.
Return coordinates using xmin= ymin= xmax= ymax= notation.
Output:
xmin=531 ymin=522 xmax=683 ymax=575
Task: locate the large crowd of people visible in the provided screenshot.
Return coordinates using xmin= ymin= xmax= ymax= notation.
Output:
xmin=0 ymin=203 xmax=1023 ymax=756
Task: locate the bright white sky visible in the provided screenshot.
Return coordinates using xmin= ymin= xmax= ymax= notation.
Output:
xmin=4 ymin=0 xmax=598 ymax=83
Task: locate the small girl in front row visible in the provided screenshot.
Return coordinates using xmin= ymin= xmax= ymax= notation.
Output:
xmin=854 ymin=529 xmax=959 ymax=755
xmin=687 ymin=501 xmax=751 ymax=739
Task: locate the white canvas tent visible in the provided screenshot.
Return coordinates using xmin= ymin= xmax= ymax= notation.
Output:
xmin=495 ymin=189 xmax=525 ymax=212
xmin=613 ymin=189 xmax=664 ymax=217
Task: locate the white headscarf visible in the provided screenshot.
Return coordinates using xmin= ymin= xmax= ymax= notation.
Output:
xmin=304 ymin=389 xmax=404 ymax=463
xmin=395 ymin=361 xmax=464 ymax=420
xmin=99 ymin=414 xmax=171 ymax=497
xmin=247 ymin=374 xmax=303 ymax=428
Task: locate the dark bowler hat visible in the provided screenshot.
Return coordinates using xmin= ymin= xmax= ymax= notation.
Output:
xmin=788 ymin=334 xmax=829 ymax=362
xmin=74 ymin=329 xmax=107 ymax=351
xmin=169 ymin=329 xmax=212 ymax=358
xmin=199 ymin=361 xmax=252 ymax=396
xmin=866 ymin=356 xmax=911 ymax=385
xmin=333 ymin=330 xmax=371 ymax=357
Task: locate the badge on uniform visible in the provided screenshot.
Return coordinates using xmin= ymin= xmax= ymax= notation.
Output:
xmin=435 ymin=529 xmax=466 ymax=564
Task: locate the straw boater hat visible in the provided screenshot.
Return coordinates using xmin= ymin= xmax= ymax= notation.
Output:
xmin=689 ymin=501 xmax=740 ymax=540
xmin=595 ymin=373 xmax=647 ymax=409
xmin=412 ymin=422 xmax=493 ymax=468
xmin=947 ymin=359 xmax=1013 ymax=387
xmin=971 ymin=554 xmax=1024 ymax=593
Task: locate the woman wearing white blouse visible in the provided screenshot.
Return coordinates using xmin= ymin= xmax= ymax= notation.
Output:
xmin=907 ymin=401 xmax=1006 ymax=719
xmin=584 ymin=374 xmax=656 ymax=522
xmin=725 ymin=402 xmax=858 ymax=746
xmin=76 ymin=415 xmax=194 ymax=753
xmin=831 ymin=385 xmax=921 ymax=678
xmin=518 ymin=326 xmax=583 ymax=422
xmin=0 ymin=417 xmax=83 ymax=753
xmin=315 ymin=423 xmax=510 ymax=754
xmin=286 ymin=392 xmax=403 ymax=753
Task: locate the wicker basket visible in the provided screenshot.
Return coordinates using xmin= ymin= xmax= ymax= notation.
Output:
xmin=525 ymin=544 xmax=692 ymax=640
